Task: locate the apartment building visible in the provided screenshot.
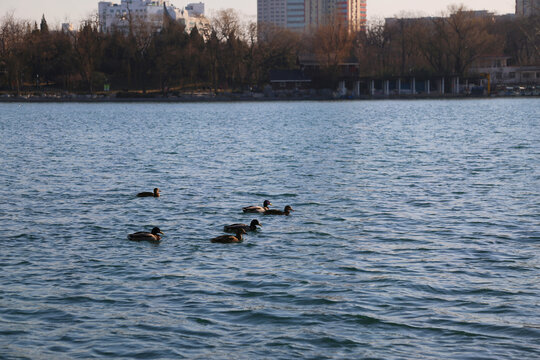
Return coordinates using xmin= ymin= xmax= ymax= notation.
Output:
xmin=98 ymin=0 xmax=206 ymax=34
xmin=258 ymin=0 xmax=366 ymax=33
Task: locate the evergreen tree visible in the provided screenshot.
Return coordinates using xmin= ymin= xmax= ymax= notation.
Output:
xmin=40 ymin=15 xmax=49 ymax=34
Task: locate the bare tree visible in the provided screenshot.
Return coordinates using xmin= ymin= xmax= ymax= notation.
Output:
xmin=74 ymin=19 xmax=102 ymax=93
xmin=130 ymin=17 xmax=156 ymax=93
xmin=210 ymin=9 xmax=246 ymax=89
xmin=498 ymin=15 xmax=540 ymax=65
xmin=357 ymin=20 xmax=392 ymax=76
xmin=312 ymin=15 xmax=354 ymax=70
xmin=244 ymin=21 xmax=257 ymax=86
xmin=418 ymin=6 xmax=498 ymax=76
xmin=0 ymin=13 xmax=29 ymax=94
xmin=212 ymin=9 xmax=240 ymax=43
xmin=255 ymin=23 xmax=301 ymax=83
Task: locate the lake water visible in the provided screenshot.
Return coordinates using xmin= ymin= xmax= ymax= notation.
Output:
xmin=0 ymin=99 xmax=539 ymax=359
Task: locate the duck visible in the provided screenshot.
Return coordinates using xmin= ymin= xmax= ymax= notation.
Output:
xmin=264 ymin=205 xmax=294 ymax=216
xmin=211 ymin=228 xmax=246 ymax=244
xmin=224 ymin=219 xmax=262 ymax=233
xmin=137 ymin=188 xmax=160 ymax=197
xmin=127 ymin=227 xmax=164 ymax=242
xmin=242 ymin=200 xmax=272 ymax=213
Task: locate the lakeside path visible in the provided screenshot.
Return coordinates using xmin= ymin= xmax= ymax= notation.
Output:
xmin=1 ymin=94 xmax=539 ymax=103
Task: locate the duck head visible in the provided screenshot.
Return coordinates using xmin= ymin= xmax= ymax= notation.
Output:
xmin=153 ymin=188 xmax=160 ymax=197
xmin=250 ymin=219 xmax=262 ymax=228
xmin=151 ymin=227 xmax=164 ymax=235
xmin=284 ymin=205 xmax=294 ymax=213
xmin=263 ymin=200 xmax=272 ymax=207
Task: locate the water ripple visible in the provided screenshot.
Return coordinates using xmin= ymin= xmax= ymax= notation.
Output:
xmin=0 ymin=100 xmax=539 ymax=359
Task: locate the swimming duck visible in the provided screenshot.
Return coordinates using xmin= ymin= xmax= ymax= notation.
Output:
xmin=242 ymin=200 xmax=272 ymax=213
xmin=264 ymin=205 xmax=294 ymax=216
xmin=224 ymin=219 xmax=262 ymax=233
xmin=211 ymin=228 xmax=246 ymax=244
xmin=127 ymin=227 xmax=164 ymax=242
xmin=137 ymin=188 xmax=160 ymax=197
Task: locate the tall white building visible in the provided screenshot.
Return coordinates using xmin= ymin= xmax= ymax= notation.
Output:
xmin=98 ymin=0 xmax=205 ymax=33
xmin=516 ymin=0 xmax=540 ymax=16
xmin=185 ymin=2 xmax=205 ymax=17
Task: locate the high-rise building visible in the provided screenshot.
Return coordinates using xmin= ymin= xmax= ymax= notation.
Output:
xmin=258 ymin=0 xmax=366 ymax=33
xmin=258 ymin=0 xmax=288 ymax=29
xmin=325 ymin=0 xmax=366 ymax=32
xmin=516 ymin=0 xmax=540 ymax=16
xmin=287 ymin=0 xmax=306 ymax=31
xmin=352 ymin=0 xmax=367 ymax=31
xmin=305 ymin=0 xmax=324 ymax=29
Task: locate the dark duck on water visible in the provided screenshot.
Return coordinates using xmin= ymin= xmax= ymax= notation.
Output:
xmin=223 ymin=219 xmax=262 ymax=233
xmin=127 ymin=227 xmax=164 ymax=242
xmin=211 ymin=228 xmax=247 ymax=244
xmin=264 ymin=205 xmax=294 ymax=216
xmin=137 ymin=188 xmax=160 ymax=197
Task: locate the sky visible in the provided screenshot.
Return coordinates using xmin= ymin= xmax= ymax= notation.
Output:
xmin=0 ymin=0 xmax=516 ymax=26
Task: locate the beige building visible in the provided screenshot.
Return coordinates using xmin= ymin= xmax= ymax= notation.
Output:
xmin=470 ymin=56 xmax=540 ymax=85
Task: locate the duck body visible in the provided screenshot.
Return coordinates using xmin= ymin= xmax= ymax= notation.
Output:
xmin=128 ymin=227 xmax=164 ymax=242
xmin=264 ymin=205 xmax=294 ymax=216
xmin=224 ymin=219 xmax=261 ymax=233
xmin=242 ymin=200 xmax=272 ymax=213
xmin=211 ymin=229 xmax=246 ymax=244
xmin=137 ymin=188 xmax=160 ymax=197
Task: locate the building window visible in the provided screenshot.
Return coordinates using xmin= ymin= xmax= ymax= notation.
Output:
xmin=509 ymin=72 xmax=516 ymax=79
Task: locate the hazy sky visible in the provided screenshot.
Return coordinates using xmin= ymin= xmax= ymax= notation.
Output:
xmin=0 ymin=0 xmax=516 ymax=26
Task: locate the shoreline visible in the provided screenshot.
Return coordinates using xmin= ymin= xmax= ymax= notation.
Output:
xmin=0 ymin=94 xmax=538 ymax=103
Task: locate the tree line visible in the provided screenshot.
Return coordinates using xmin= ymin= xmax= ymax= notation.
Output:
xmin=0 ymin=6 xmax=538 ymax=95
xmin=359 ymin=6 xmax=539 ymax=79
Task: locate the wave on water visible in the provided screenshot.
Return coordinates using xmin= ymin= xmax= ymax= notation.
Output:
xmin=0 ymin=100 xmax=539 ymax=359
